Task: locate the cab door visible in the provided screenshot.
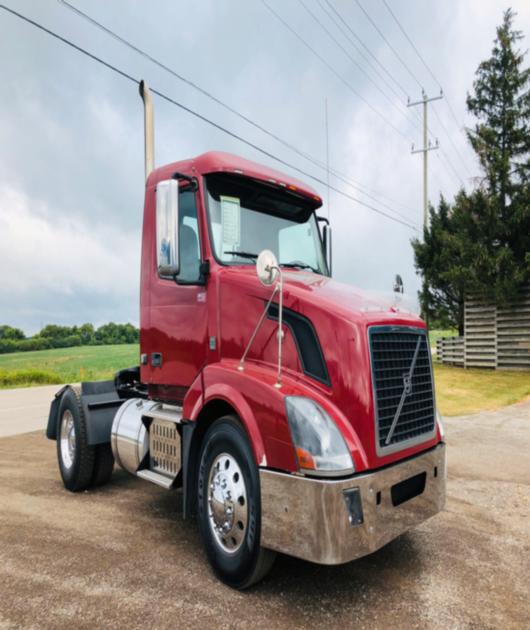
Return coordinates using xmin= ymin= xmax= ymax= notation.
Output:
xmin=143 ymin=183 xmax=208 ymax=397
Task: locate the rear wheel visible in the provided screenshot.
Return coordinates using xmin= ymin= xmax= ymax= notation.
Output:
xmin=197 ymin=416 xmax=276 ymax=589
xmin=56 ymin=386 xmax=95 ymax=492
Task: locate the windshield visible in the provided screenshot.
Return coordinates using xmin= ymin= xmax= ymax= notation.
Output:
xmin=205 ymin=173 xmax=328 ymax=275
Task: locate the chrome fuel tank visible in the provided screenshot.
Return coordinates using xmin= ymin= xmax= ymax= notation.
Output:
xmin=111 ymin=398 xmax=158 ymax=475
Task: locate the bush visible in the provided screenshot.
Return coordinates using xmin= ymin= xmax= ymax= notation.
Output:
xmin=0 ymin=325 xmax=25 ymax=341
xmin=0 ymin=323 xmax=139 ymax=354
xmin=0 ymin=337 xmax=53 ymax=354
xmin=0 ymin=368 xmax=62 ymax=387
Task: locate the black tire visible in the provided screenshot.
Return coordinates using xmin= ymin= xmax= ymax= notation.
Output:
xmin=197 ymin=416 xmax=276 ymax=589
xmin=56 ymin=386 xmax=95 ymax=492
xmin=91 ymin=443 xmax=115 ymax=487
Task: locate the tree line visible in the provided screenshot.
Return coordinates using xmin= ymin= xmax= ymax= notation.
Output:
xmin=0 ymin=323 xmax=139 ymax=354
xmin=412 ymin=9 xmax=529 ymax=334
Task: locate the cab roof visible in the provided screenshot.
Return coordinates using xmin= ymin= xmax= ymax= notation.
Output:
xmin=148 ymin=151 xmax=323 ymax=208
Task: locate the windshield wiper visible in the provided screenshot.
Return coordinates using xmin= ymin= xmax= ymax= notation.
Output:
xmin=224 ymin=250 xmax=259 ymax=260
xmin=280 ymin=261 xmax=319 ymax=273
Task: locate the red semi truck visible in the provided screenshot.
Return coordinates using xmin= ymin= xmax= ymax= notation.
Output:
xmin=47 ymin=82 xmax=446 ymax=588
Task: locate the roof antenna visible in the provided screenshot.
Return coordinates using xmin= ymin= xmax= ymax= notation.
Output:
xmin=325 ymin=97 xmax=330 ymax=221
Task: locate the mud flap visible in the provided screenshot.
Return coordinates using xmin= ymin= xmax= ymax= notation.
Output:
xmin=46 ymin=381 xmax=124 ymax=445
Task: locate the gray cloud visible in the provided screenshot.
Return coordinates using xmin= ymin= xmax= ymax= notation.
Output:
xmin=0 ymin=0 xmax=528 ymax=334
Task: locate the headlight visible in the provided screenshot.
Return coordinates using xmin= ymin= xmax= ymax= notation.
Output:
xmin=285 ymin=396 xmax=354 ymax=476
xmin=436 ymin=408 xmax=445 ymax=440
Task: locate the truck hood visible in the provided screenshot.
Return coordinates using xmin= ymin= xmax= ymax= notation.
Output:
xmin=280 ymin=270 xmax=420 ymax=324
xmin=218 ymin=267 xmax=434 ymax=470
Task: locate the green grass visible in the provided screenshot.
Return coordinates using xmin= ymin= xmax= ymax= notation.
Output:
xmin=1 ymin=344 xmax=529 ymax=418
xmin=0 ymin=344 xmax=139 ymax=387
xmin=434 ymin=363 xmax=530 ymax=416
xmin=429 ymin=328 xmax=458 ymax=348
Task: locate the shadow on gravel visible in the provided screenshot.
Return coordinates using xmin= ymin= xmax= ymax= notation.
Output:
xmin=113 ymin=470 xmax=425 ymax=601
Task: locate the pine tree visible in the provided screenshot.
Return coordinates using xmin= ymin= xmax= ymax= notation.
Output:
xmin=413 ymin=9 xmax=530 ymax=329
xmin=465 ymin=8 xmax=530 ymax=302
xmin=412 ymin=197 xmax=467 ymax=334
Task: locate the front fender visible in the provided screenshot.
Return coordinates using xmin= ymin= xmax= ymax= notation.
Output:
xmin=193 ymin=359 xmax=368 ymax=473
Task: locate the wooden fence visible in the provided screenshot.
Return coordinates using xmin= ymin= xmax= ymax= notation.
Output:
xmin=436 ymin=336 xmax=464 ymax=366
xmin=437 ymin=285 xmax=530 ymax=370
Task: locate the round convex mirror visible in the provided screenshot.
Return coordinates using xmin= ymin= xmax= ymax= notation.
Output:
xmin=256 ymin=250 xmax=279 ymax=286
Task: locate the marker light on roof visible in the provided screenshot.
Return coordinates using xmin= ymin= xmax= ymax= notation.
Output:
xmin=279 ymin=182 xmax=286 ymax=187
xmin=288 ymin=185 xmax=297 ymax=191
xmin=233 ymin=169 xmax=244 ymax=174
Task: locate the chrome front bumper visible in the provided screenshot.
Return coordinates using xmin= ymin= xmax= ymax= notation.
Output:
xmin=260 ymin=442 xmax=446 ymax=565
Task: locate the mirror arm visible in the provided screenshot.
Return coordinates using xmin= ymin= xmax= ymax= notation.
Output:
xmin=238 ymin=284 xmax=280 ymax=374
xmin=274 ymin=266 xmax=284 ymax=389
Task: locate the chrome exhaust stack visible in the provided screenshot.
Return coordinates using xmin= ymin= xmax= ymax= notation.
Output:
xmin=139 ymin=80 xmax=155 ymax=182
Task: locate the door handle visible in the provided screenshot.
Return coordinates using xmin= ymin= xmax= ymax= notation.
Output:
xmin=151 ymin=352 xmax=163 ymax=367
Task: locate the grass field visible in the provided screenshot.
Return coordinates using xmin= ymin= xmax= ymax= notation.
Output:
xmin=0 ymin=344 xmax=139 ymax=387
xmin=433 ymin=363 xmax=530 ymax=416
xmin=0 ymin=343 xmax=528 ymax=417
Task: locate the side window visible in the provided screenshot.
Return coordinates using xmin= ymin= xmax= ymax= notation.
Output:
xmin=279 ymin=222 xmax=318 ymax=269
xmin=156 ymin=182 xmax=201 ymax=283
xmin=178 ymin=190 xmax=201 ymax=283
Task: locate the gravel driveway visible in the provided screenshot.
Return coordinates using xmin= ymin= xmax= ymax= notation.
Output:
xmin=0 ymin=397 xmax=528 ymax=629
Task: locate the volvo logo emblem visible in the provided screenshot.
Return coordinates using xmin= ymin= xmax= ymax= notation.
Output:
xmin=385 ymin=336 xmax=422 ymax=446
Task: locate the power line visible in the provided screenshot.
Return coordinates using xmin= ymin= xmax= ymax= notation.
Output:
xmin=355 ymin=0 xmax=468 ymax=187
xmin=381 ymin=0 xmax=474 ymax=177
xmin=299 ymin=0 xmax=403 ymax=117
xmin=430 ymin=104 xmax=473 ymax=178
xmin=323 ymin=0 xmax=408 ymax=100
xmin=0 ymin=3 xmax=419 ymax=231
xmin=382 ymin=0 xmax=440 ymax=90
xmin=354 ymin=0 xmax=423 ymax=90
xmin=58 ymin=0 xmax=417 ymax=225
xmin=322 ymin=1 xmax=429 ymax=137
xmin=260 ymin=0 xmax=410 ymax=142
xmin=437 ymin=150 xmax=465 ymax=188
xmin=300 ymin=0 xmax=424 ymax=141
xmin=316 ymin=0 xmax=403 ymax=103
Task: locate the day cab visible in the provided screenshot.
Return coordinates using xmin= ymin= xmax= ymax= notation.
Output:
xmin=47 ymin=83 xmax=446 ymax=589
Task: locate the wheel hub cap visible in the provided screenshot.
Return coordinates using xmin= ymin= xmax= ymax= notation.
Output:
xmin=207 ymin=453 xmax=248 ymax=553
xmin=60 ymin=409 xmax=76 ymax=470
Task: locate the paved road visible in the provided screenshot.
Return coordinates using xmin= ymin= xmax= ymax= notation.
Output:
xmin=0 ymin=384 xmax=63 ymax=437
xmin=0 ymin=392 xmax=528 ymax=628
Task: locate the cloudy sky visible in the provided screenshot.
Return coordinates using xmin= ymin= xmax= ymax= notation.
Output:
xmin=1 ymin=0 xmax=529 ymax=334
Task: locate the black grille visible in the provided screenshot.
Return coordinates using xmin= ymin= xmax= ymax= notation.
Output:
xmin=369 ymin=327 xmax=435 ymax=451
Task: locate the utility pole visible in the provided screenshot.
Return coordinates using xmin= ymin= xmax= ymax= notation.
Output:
xmin=408 ymin=90 xmax=443 ymax=325
xmin=408 ymin=90 xmax=443 ymax=229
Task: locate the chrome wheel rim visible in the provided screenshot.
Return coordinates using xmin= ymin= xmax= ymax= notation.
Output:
xmin=207 ymin=452 xmax=248 ymax=554
xmin=60 ymin=409 xmax=76 ymax=470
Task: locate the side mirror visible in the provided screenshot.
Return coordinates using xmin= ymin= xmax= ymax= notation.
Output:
xmin=256 ymin=250 xmax=279 ymax=286
xmin=317 ymin=216 xmax=332 ymax=276
xmin=156 ymin=179 xmax=180 ymax=277
xmin=393 ymin=274 xmax=404 ymax=293
xmin=323 ymin=224 xmax=332 ymax=276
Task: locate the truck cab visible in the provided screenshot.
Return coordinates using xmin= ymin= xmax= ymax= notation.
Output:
xmin=47 ymin=84 xmax=446 ymax=590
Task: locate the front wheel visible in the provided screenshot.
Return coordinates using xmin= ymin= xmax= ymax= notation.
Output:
xmin=197 ymin=416 xmax=276 ymax=589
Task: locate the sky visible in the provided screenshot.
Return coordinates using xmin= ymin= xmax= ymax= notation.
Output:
xmin=0 ymin=0 xmax=529 ymax=335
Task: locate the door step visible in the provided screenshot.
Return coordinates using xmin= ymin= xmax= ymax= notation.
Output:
xmin=142 ymin=404 xmax=183 ymax=424
xmin=137 ymin=469 xmax=175 ymax=489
